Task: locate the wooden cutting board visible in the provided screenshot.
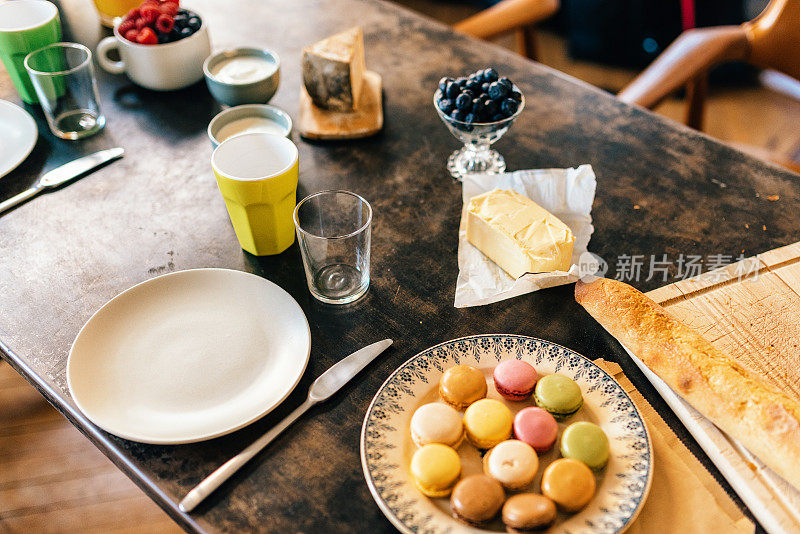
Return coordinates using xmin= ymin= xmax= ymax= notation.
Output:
xmin=297 ymin=70 xmax=383 ymax=140
xmin=637 ymin=241 xmax=800 ymax=534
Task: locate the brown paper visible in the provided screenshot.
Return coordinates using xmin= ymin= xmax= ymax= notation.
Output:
xmin=594 ymin=359 xmax=754 ymax=534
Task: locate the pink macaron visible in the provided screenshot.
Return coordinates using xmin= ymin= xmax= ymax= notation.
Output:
xmin=513 ymin=407 xmax=558 ymax=453
xmin=493 ymin=360 xmax=538 ymax=401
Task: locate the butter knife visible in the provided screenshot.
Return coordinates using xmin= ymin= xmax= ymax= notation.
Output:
xmin=0 ymin=147 xmax=124 ymax=214
xmin=179 ymin=338 xmax=394 ymax=513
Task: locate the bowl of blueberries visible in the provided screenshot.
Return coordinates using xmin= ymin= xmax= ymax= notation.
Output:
xmin=434 ymin=67 xmax=524 ymax=180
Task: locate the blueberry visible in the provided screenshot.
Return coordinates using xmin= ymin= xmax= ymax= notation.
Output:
xmin=187 ymin=16 xmax=201 ymax=30
xmin=484 ymin=99 xmax=498 ymax=117
xmin=471 ymin=98 xmax=485 ymax=116
xmin=455 ymin=93 xmax=472 ymax=111
xmin=498 ymin=76 xmax=513 ymax=89
xmin=510 ymin=90 xmax=523 ymax=101
xmin=174 ymin=13 xmax=188 ymax=25
xmin=466 ymin=80 xmax=481 ymax=93
xmin=438 ymin=77 xmax=452 ymax=92
xmin=483 ymin=67 xmax=499 ymax=83
xmin=445 ymin=81 xmax=460 ymax=99
xmin=158 ymin=32 xmax=170 ymax=44
xmin=180 ymin=26 xmax=193 ymax=37
xmin=500 ymin=98 xmax=519 ymax=116
xmin=461 ymin=89 xmax=474 ymax=99
xmin=487 ymin=81 xmax=509 ymax=100
xmin=492 ymin=113 xmax=505 ymax=122
xmin=464 ymin=113 xmax=475 ymax=124
xmin=451 ymin=109 xmax=466 ymax=121
xmin=437 ymin=98 xmax=454 ymax=114
xmin=455 ymin=77 xmax=467 ymax=86
xmin=481 ymin=82 xmax=489 ymax=93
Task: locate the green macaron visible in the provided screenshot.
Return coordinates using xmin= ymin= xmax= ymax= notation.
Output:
xmin=560 ymin=421 xmax=610 ymax=470
xmin=534 ymin=374 xmax=583 ymax=420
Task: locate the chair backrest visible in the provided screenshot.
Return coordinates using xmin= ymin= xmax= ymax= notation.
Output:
xmin=745 ymin=0 xmax=800 ymax=80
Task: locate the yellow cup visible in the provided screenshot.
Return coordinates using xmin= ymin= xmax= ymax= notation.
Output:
xmin=211 ymin=133 xmax=298 ymax=256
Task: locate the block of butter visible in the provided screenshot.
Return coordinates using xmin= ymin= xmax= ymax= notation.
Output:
xmin=466 ymin=189 xmax=575 ymax=279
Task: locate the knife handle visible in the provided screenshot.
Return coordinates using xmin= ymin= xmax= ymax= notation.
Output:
xmin=178 ymin=399 xmax=315 ymax=513
xmin=0 ymin=186 xmax=42 ymax=215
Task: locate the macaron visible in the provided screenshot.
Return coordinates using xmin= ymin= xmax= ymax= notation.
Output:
xmin=410 ymin=443 xmax=461 ymax=497
xmin=502 ymin=493 xmax=557 ymax=532
xmin=450 ymin=474 xmax=505 ymax=526
xmin=541 ymin=458 xmax=596 ymax=512
xmin=493 ymin=360 xmax=537 ymax=401
xmin=410 ymin=402 xmax=464 ymax=448
xmin=513 ymin=407 xmax=558 ymax=453
xmin=534 ymin=374 xmax=583 ymax=420
xmin=439 ymin=365 xmax=488 ymax=410
xmin=463 ymin=398 xmax=513 ymax=449
xmin=560 ymin=421 xmax=610 ymax=470
xmin=482 ymin=439 xmax=539 ymax=490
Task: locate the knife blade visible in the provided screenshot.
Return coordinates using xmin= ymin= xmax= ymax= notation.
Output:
xmin=179 ymin=338 xmax=393 ymax=513
xmin=0 ymin=147 xmax=124 ymax=214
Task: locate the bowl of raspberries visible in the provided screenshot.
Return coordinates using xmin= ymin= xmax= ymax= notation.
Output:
xmin=433 ymin=68 xmax=525 ymax=180
xmin=117 ymin=1 xmax=201 ymax=45
xmin=97 ymin=0 xmax=211 ymax=91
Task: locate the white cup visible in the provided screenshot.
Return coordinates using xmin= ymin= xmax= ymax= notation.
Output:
xmin=96 ymin=15 xmax=211 ymax=91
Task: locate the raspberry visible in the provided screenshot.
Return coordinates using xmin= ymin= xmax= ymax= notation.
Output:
xmin=159 ymin=1 xmax=178 ymax=16
xmin=124 ymin=28 xmax=139 ymax=42
xmin=140 ymin=4 xmax=160 ymax=24
xmin=135 ymin=17 xmax=147 ymax=29
xmin=117 ymin=19 xmax=136 ymax=35
xmin=136 ymin=26 xmax=158 ymax=45
xmin=155 ymin=14 xmax=174 ymax=33
xmin=126 ymin=8 xmax=140 ymax=20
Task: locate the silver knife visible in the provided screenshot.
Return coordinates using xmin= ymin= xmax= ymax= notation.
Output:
xmin=179 ymin=338 xmax=394 ymax=513
xmin=0 ymin=147 xmax=124 ymax=214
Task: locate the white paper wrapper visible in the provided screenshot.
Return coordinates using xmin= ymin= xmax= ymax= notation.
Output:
xmin=455 ymin=165 xmax=597 ymax=308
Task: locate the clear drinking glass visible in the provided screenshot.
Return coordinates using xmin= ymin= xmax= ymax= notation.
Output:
xmin=24 ymin=42 xmax=105 ymax=139
xmin=293 ymin=190 xmax=372 ymax=305
xmin=434 ymin=88 xmax=524 ymax=181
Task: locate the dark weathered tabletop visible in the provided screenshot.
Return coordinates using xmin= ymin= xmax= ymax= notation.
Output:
xmin=1 ymin=0 xmax=797 ymax=531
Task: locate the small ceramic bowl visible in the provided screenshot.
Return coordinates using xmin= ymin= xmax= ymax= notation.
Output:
xmin=207 ymin=104 xmax=292 ymax=148
xmin=203 ymin=47 xmax=280 ymax=106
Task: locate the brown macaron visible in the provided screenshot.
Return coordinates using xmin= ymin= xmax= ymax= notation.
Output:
xmin=450 ymin=474 xmax=505 ymax=526
xmin=502 ymin=493 xmax=557 ymax=532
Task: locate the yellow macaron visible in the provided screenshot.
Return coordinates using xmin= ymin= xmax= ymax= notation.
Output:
xmin=410 ymin=443 xmax=462 ymax=497
xmin=463 ymin=398 xmax=513 ymax=449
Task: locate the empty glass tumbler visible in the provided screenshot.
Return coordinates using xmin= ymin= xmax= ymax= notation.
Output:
xmin=24 ymin=42 xmax=105 ymax=139
xmin=293 ymin=190 xmax=372 ymax=305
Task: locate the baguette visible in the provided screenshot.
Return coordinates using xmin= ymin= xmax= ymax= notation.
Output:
xmin=575 ymin=277 xmax=800 ymax=490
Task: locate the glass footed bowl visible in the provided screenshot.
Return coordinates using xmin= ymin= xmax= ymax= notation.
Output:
xmin=434 ymin=87 xmax=525 ymax=181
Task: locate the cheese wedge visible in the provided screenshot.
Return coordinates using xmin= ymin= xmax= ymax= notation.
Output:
xmin=466 ymin=189 xmax=574 ymax=279
xmin=302 ymin=27 xmax=366 ymax=112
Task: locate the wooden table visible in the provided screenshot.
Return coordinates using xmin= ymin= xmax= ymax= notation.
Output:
xmin=1 ymin=0 xmax=797 ymax=531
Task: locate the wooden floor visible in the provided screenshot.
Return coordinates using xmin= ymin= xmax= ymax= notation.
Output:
xmin=0 ymin=363 xmax=182 ymax=534
xmin=3 ymin=4 xmax=800 ymax=534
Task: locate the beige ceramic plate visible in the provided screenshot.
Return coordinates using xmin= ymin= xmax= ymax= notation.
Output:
xmin=67 ymin=268 xmax=310 ymax=444
xmin=0 ymin=100 xmax=37 ymax=178
xmin=361 ymin=335 xmax=653 ymax=533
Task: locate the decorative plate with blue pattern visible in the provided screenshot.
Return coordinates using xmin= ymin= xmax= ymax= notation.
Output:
xmin=360 ymin=335 xmax=652 ymax=533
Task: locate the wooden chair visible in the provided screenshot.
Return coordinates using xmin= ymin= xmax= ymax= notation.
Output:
xmin=618 ymin=0 xmax=800 ymax=172
xmin=453 ymin=0 xmax=560 ymax=60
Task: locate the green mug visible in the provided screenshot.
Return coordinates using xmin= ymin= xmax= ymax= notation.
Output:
xmin=0 ymin=0 xmax=61 ymax=104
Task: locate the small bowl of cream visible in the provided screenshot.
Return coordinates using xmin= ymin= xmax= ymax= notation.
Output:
xmin=203 ymin=47 xmax=280 ymax=106
xmin=208 ymin=104 xmax=293 ymax=148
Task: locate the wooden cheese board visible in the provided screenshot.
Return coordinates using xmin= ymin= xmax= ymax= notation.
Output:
xmin=298 ymin=70 xmax=383 ymax=140
xmin=635 ymin=241 xmax=800 ymax=534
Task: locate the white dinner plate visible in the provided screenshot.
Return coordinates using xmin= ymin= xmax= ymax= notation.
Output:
xmin=0 ymin=100 xmax=37 ymax=178
xmin=361 ymin=335 xmax=653 ymax=534
xmin=68 ymin=268 xmax=311 ymax=444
